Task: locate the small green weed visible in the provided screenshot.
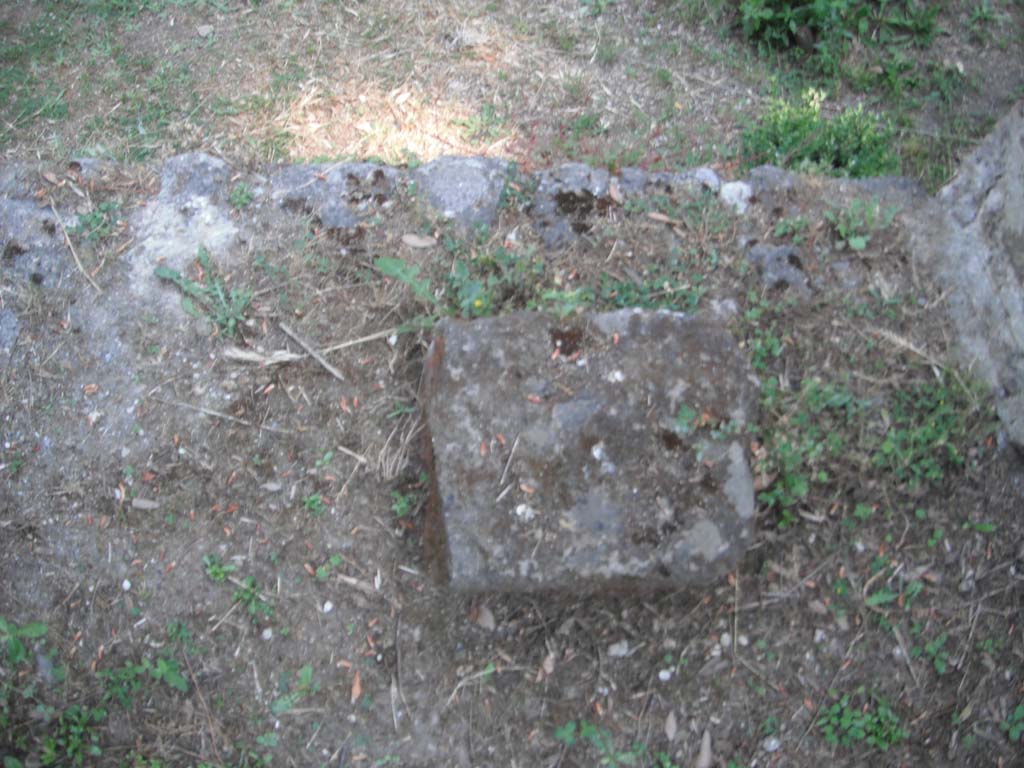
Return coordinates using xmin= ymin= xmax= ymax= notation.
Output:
xmin=1000 ymin=702 xmax=1024 ymax=743
xmin=756 ymin=376 xmax=862 ymax=527
xmin=390 ymin=490 xmax=416 ymax=518
xmin=498 ymin=164 xmax=538 ymax=211
xmin=228 ymin=182 xmax=253 ymax=210
xmin=741 ymin=89 xmax=898 ymax=177
xmin=72 ymin=201 xmax=121 ymax=243
xmin=580 ymin=0 xmax=615 ymax=17
xmin=598 ymin=260 xmax=705 ymax=313
xmin=824 ymin=198 xmax=897 ymax=252
xmin=315 ymin=554 xmax=343 ymax=581
xmin=374 ymin=257 xmax=435 ymax=306
xmin=911 ymin=631 xmax=950 ymax=675
xmin=816 ymin=687 xmax=908 ymax=752
xmin=202 ymin=554 xmax=236 ymax=583
xmin=0 ymin=617 xmax=48 ymax=666
xmin=773 ymin=215 xmax=809 ymax=244
xmin=155 ymin=247 xmax=251 ymax=338
xmin=302 ymin=493 xmax=326 ymax=517
xmin=553 ymin=719 xmax=645 ymax=766
xmin=871 ymin=374 xmax=990 ymax=490
xmin=456 ymin=103 xmax=504 ymax=141
xmin=232 ymin=577 xmax=273 ymax=623
xmin=39 ymin=704 xmax=107 ymax=766
xmin=99 ymin=654 xmax=188 ymax=706
xmin=270 ymin=664 xmax=318 ymax=715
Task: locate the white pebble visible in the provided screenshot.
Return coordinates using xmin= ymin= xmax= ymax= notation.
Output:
xmin=121 ymin=579 xmax=131 ymax=592
xmin=720 ymin=632 xmax=732 ymax=649
xmin=814 ymin=628 xmax=827 ymax=644
xmin=762 ymin=736 xmax=781 ymax=753
xmin=738 ymin=634 xmax=750 ymax=647
xmin=261 ymin=628 xmax=273 ymax=641
xmin=513 ymin=504 xmax=538 ymax=522
xmin=323 ymin=600 xmax=334 ymax=614
xmin=658 ymin=668 xmax=673 ymax=682
xmin=607 ymin=640 xmax=630 ymax=658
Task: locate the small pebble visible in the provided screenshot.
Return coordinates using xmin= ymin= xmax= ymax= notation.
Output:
xmin=658 ymin=668 xmax=673 ymax=682
xmin=720 ymin=632 xmax=732 ymax=649
xmin=762 ymin=736 xmax=781 ymax=753
xmin=121 ymin=579 xmax=131 ymax=592
xmin=323 ymin=600 xmax=334 ymax=614
xmin=814 ymin=628 xmax=827 ymax=644
xmin=608 ymin=640 xmax=630 ymax=658
xmin=261 ymin=628 xmax=273 ymax=641
xmin=738 ymin=634 xmax=749 ymax=647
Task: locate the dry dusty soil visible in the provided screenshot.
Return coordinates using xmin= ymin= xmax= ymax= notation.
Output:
xmin=2 ymin=2 xmax=1024 ymax=768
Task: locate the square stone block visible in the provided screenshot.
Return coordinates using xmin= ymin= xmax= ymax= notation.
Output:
xmin=420 ymin=309 xmax=759 ymax=592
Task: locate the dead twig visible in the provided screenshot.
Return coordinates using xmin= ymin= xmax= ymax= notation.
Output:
xmin=183 ymin=653 xmax=225 ymax=767
xmin=151 ymin=397 xmax=290 ymax=434
xmin=796 ymin=632 xmax=864 ymax=751
xmin=280 ymin=322 xmax=346 ymax=383
xmin=444 ymin=665 xmax=528 ymax=709
xmin=207 ymin=601 xmax=242 ymax=636
xmin=49 ymin=199 xmax=101 ymax=293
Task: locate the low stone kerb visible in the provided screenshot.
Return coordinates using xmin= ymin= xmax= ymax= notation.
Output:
xmin=419 ymin=309 xmax=759 ymax=592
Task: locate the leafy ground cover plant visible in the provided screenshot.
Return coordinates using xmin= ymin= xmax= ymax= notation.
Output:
xmin=741 ymin=89 xmax=898 ymax=176
xmin=816 ymin=687 xmax=908 ymax=752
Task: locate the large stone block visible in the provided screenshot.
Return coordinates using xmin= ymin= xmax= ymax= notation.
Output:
xmin=419 ymin=309 xmax=759 ymax=592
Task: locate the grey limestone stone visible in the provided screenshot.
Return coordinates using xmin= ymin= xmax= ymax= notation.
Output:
xmin=746 ymin=243 xmax=810 ymax=295
xmin=0 ymin=197 xmax=68 ymax=288
xmin=270 ymin=162 xmax=400 ymax=235
xmin=414 ymin=156 xmax=510 ymax=231
xmin=159 ymin=152 xmax=230 ymax=201
xmin=907 ymin=100 xmax=1024 ymax=448
xmin=719 ymin=181 xmax=752 ymax=214
xmin=530 ymin=163 xmax=612 ymax=248
xmin=419 ymin=309 xmax=759 ymax=592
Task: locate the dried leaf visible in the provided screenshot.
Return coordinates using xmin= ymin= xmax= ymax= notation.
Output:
xmin=608 ymin=178 xmax=624 ymax=205
xmin=350 ymin=670 xmax=362 ymax=705
xmin=542 ymin=651 xmax=555 ymax=676
xmin=402 ymin=233 xmax=436 ymax=249
xmin=647 ymin=211 xmax=682 ymax=226
xmin=694 ymin=729 xmax=713 ymax=768
xmin=664 ymin=710 xmax=678 ymax=742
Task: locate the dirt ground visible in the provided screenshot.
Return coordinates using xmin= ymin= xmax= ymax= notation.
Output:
xmin=2 ymin=2 xmax=1024 ymax=768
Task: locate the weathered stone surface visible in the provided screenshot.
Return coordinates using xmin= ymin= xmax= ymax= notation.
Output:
xmin=746 ymin=243 xmax=810 ymax=295
xmin=907 ymin=100 xmax=1024 ymax=447
xmin=270 ymin=162 xmax=400 ymax=235
xmin=0 ymin=308 xmax=18 ymax=367
xmin=530 ymin=163 xmax=611 ymax=248
xmin=719 ymin=180 xmax=752 ymax=214
xmin=420 ymin=309 xmax=759 ymax=592
xmin=414 ymin=156 xmax=509 ymax=230
xmin=0 ymin=197 xmax=69 ymax=288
